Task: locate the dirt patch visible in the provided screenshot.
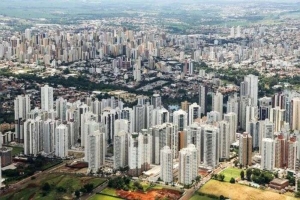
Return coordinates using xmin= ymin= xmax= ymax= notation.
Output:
xmin=117 ymin=188 xmax=181 ymax=200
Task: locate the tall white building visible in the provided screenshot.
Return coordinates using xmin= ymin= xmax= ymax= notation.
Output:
xmin=114 ymin=131 xmax=128 ymax=169
xmin=128 ymin=132 xmax=151 ymax=176
xmin=41 ymin=85 xmax=54 ymax=111
xmin=203 ymin=125 xmax=220 ymax=169
xmin=291 ymin=98 xmax=300 ymax=131
xmin=226 ymin=93 xmax=238 ymax=115
xmin=0 ymin=156 xmax=2 ymax=187
xmin=55 ymin=124 xmax=69 ymax=158
xmin=173 ymin=109 xmax=188 ymax=131
xmin=178 ymin=144 xmax=198 ymax=185
xmin=150 ymin=123 xmax=178 ymax=164
xmin=224 ymin=112 xmax=237 ymax=143
xmin=270 ymin=107 xmax=285 ymax=132
xmin=160 ymin=146 xmax=173 ymax=183
xmin=188 ymin=103 xmax=201 ymax=126
xmin=152 ymin=107 xmax=169 ymax=126
xmin=212 ymin=91 xmax=223 ymax=118
xmin=186 ymin=123 xmax=202 ymax=166
xmin=261 ymin=138 xmax=275 ymax=171
xmin=219 ymin=121 xmax=230 ymax=160
xmin=199 ymin=85 xmax=208 ymax=115
xmin=14 ymin=94 xmax=30 ymax=142
xmin=43 ymin=119 xmax=57 ymax=154
xmin=241 ymin=74 xmax=258 ymax=106
xmin=56 ymin=97 xmax=68 ymax=121
xmin=83 ymin=120 xmax=101 ymax=159
xmin=24 ymin=117 xmax=43 ymax=156
xmin=87 ymin=130 xmax=105 ymax=173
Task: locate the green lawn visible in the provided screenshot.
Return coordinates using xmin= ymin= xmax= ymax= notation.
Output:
xmin=89 ymin=194 xmax=123 ymax=200
xmin=221 ymin=167 xmax=242 ymax=182
xmin=1 ymin=174 xmax=106 ymax=200
xmin=190 ymin=193 xmax=217 ymax=200
xmin=101 ymin=188 xmax=118 ymax=196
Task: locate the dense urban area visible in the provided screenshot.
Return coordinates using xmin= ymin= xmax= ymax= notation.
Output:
xmin=1 ymin=0 xmax=300 ymax=200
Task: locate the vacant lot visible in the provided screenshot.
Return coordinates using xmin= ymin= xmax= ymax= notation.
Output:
xmin=221 ymin=167 xmax=242 ymax=182
xmin=1 ymin=174 xmax=106 ymax=200
xmin=200 ymin=180 xmax=297 ymax=200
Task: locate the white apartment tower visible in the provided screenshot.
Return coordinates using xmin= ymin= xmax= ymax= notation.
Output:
xmin=188 ymin=103 xmax=201 ymax=126
xmin=87 ymin=131 xmax=105 ymax=173
xmin=241 ymin=74 xmax=258 ymax=106
xmin=219 ymin=121 xmax=230 ymax=160
xmin=173 ymin=109 xmax=188 ymax=131
xmin=261 ymin=138 xmax=275 ymax=171
xmin=203 ymin=125 xmax=220 ymax=169
xmin=114 ymin=130 xmax=128 ymax=169
xmin=14 ymin=94 xmax=30 ymax=143
xmin=212 ymin=91 xmax=223 ymax=117
xmin=41 ymin=85 xmax=54 ymax=111
xmin=55 ymin=124 xmax=69 ymax=158
xmin=224 ymin=112 xmax=237 ymax=144
xmin=160 ymin=146 xmax=173 ymax=183
xmin=178 ymin=144 xmax=198 ymax=185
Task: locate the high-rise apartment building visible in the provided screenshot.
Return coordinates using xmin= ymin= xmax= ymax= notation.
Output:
xmin=178 ymin=144 xmax=198 ymax=185
xmin=173 ymin=109 xmax=187 ymax=131
xmin=203 ymin=125 xmax=220 ymax=169
xmin=239 ymin=132 xmax=252 ymax=167
xmin=261 ymin=138 xmax=275 ymax=171
xmin=224 ymin=112 xmax=237 ymax=144
xmin=128 ymin=132 xmax=151 ymax=177
xmin=219 ymin=121 xmax=230 ymax=160
xmin=160 ymin=146 xmax=173 ymax=183
xmin=87 ymin=130 xmax=105 ymax=173
xmin=291 ymin=98 xmax=300 ymax=131
xmin=41 ymin=85 xmax=54 ymax=111
xmin=212 ymin=91 xmax=223 ymax=118
xmin=258 ymin=97 xmax=272 ymax=120
xmin=241 ymin=74 xmax=258 ymax=106
xmin=114 ymin=130 xmax=128 ymax=169
xmin=55 ymin=124 xmax=68 ymax=158
xmin=14 ymin=94 xmax=30 ymax=143
xmin=199 ymin=85 xmax=208 ymax=115
xmin=188 ymin=103 xmax=201 ymax=126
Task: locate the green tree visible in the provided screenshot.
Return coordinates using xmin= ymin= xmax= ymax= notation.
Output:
xmin=195 ymin=176 xmax=201 ymax=183
xmin=75 ymin=190 xmax=80 ymax=198
xmin=230 ymin=177 xmax=235 ymax=184
xmin=240 ymin=171 xmax=245 ymax=180
xmin=41 ymin=182 xmax=51 ymax=191
xmin=83 ymin=183 xmax=94 ymax=193
xmin=218 ymin=174 xmax=225 ymax=182
xmin=246 ymin=169 xmax=252 ymax=181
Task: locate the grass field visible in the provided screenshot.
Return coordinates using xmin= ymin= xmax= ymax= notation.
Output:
xmin=190 ymin=193 xmax=217 ymax=200
xmin=200 ymin=180 xmax=297 ymax=200
xmin=89 ymin=194 xmax=123 ymax=200
xmin=1 ymin=174 xmax=106 ymax=200
xmin=101 ymin=188 xmax=118 ymax=196
xmin=221 ymin=167 xmax=242 ymax=182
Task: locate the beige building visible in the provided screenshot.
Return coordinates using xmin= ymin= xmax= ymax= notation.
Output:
xmin=239 ymin=132 xmax=252 ymax=167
